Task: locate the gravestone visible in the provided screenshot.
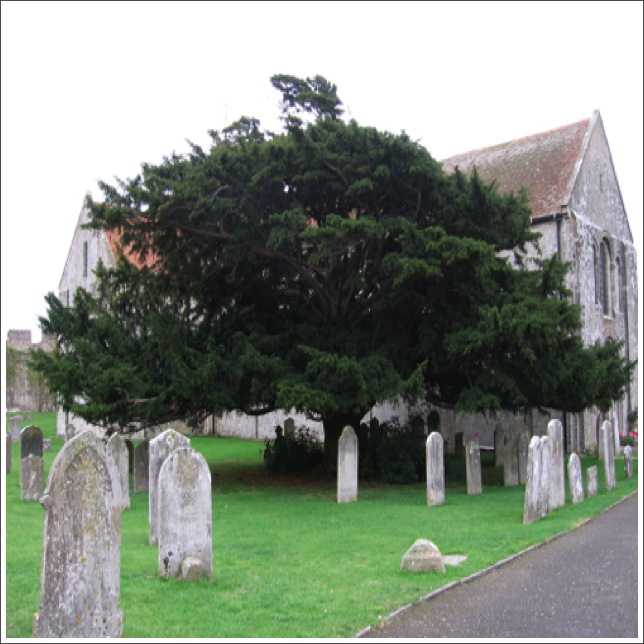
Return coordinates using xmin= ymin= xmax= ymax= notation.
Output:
xmin=337 ymin=426 xmax=358 ymax=503
xmin=465 ymin=441 xmax=482 ymax=495
xmin=518 ymin=429 xmax=530 ymax=484
xmin=547 ymin=420 xmax=565 ymax=511
xmin=598 ymin=423 xmax=606 ymax=461
xmin=284 ymin=417 xmax=295 ymax=439
xmin=401 ymin=539 xmax=445 ymax=573
xmin=133 ymin=441 xmax=150 ymax=492
xmin=6 ymin=433 xmax=11 ymax=473
xmin=494 ymin=424 xmax=505 ymax=467
xmin=503 ymin=437 xmax=519 ymax=486
xmin=158 ymin=447 xmax=213 ymax=579
xmin=149 ymin=429 xmax=190 ymax=545
xmin=602 ymin=421 xmax=616 ymax=491
xmin=454 ymin=432 xmax=464 ymax=458
xmin=20 ymin=426 xmax=44 ymax=502
xmin=106 ymin=433 xmax=130 ymax=510
xmin=567 ymin=453 xmax=584 ymax=504
xmin=35 ymin=431 xmax=123 ymax=638
xmin=43 ymin=438 xmax=52 ymax=452
xmin=587 ymin=465 xmax=598 ymax=497
xmin=537 ymin=436 xmax=550 ymax=518
xmin=523 ymin=437 xmax=543 ymax=525
xmin=623 ymin=445 xmax=633 ymax=479
xmin=9 ymin=416 xmax=21 ymax=442
xmin=426 ymin=432 xmax=445 ymax=506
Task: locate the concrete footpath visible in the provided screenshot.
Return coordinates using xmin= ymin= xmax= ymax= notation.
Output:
xmin=360 ymin=492 xmax=639 ymax=639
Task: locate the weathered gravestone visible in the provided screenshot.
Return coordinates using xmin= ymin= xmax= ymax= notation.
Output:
xmin=494 ymin=424 xmax=505 ymax=467
xmin=337 ymin=426 xmax=358 ymax=503
xmin=503 ymin=436 xmax=519 ymax=486
xmin=106 ymin=433 xmax=130 ymax=510
xmin=284 ymin=417 xmax=295 ymax=439
xmin=602 ymin=421 xmax=616 ymax=491
xmin=537 ymin=436 xmax=550 ymax=518
xmin=524 ymin=436 xmax=549 ymax=525
xmin=9 ymin=416 xmax=21 ymax=442
xmin=587 ymin=465 xmax=598 ymax=497
xmin=35 ymin=431 xmax=123 ymax=638
xmin=158 ymin=447 xmax=213 ymax=580
xmin=6 ymin=433 xmax=11 ymax=473
xmin=518 ymin=428 xmax=530 ymax=484
xmin=401 ymin=539 xmax=445 ymax=573
xmin=567 ymin=453 xmax=584 ymax=504
xmin=43 ymin=438 xmax=52 ymax=452
xmin=547 ymin=420 xmax=565 ymax=512
xmin=623 ymin=445 xmax=634 ymax=479
xmin=465 ymin=440 xmax=482 ymax=495
xmin=426 ymin=432 xmax=445 ymax=506
xmin=149 ymin=429 xmax=190 ymax=545
xmin=133 ymin=441 xmax=150 ymax=492
xmin=598 ymin=422 xmax=606 ymax=461
xmin=20 ymin=426 xmax=44 ymax=502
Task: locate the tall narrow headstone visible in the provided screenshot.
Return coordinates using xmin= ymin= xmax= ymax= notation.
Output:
xmin=623 ymin=445 xmax=634 ymax=479
xmin=602 ymin=421 xmax=616 ymax=491
xmin=537 ymin=436 xmax=550 ymax=518
xmin=547 ymin=420 xmax=565 ymax=511
xmin=426 ymin=432 xmax=445 ymax=506
xmin=35 ymin=431 xmax=123 ymax=638
xmin=598 ymin=423 xmax=606 ymax=461
xmin=158 ymin=447 xmax=213 ymax=579
xmin=503 ymin=437 xmax=519 ymax=486
xmin=337 ymin=426 xmax=358 ymax=503
xmin=465 ymin=440 xmax=482 ymax=495
xmin=106 ymin=433 xmax=130 ymax=510
xmin=6 ymin=433 xmax=11 ymax=473
xmin=494 ymin=424 xmax=505 ymax=467
xmin=133 ymin=441 xmax=150 ymax=492
xmin=518 ymin=429 xmax=530 ymax=484
xmin=567 ymin=453 xmax=584 ymax=504
xmin=20 ymin=426 xmax=44 ymax=502
xmin=587 ymin=465 xmax=598 ymax=497
xmin=454 ymin=432 xmax=464 ymax=458
xmin=284 ymin=417 xmax=295 ymax=439
xmin=149 ymin=429 xmax=190 ymax=545
xmin=9 ymin=416 xmax=21 ymax=442
xmin=523 ymin=436 xmax=543 ymax=525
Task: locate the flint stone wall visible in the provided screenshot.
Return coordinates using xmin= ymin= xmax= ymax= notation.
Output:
xmin=157 ymin=447 xmax=213 ymax=579
xmin=149 ymin=429 xmax=190 ymax=545
xmin=35 ymin=431 xmax=123 ymax=638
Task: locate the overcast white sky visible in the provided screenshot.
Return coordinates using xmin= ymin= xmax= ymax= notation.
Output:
xmin=2 ymin=1 xmax=642 ymax=404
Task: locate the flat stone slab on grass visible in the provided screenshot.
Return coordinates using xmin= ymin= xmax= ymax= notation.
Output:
xmin=401 ymin=539 xmax=446 ymax=573
xmin=443 ymin=555 xmax=468 ymax=567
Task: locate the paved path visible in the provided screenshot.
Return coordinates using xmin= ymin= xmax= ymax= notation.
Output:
xmin=362 ymin=492 xmax=639 ymax=639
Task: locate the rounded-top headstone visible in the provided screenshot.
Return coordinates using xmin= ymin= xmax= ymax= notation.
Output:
xmin=20 ymin=425 xmax=43 ymax=460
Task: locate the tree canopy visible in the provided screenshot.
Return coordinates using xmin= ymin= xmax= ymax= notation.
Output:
xmin=32 ymin=74 xmax=634 ymax=467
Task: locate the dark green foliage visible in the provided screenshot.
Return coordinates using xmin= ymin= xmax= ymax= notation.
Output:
xmin=262 ymin=426 xmax=324 ymax=475
xmin=30 ymin=74 xmax=635 ymax=469
xmin=358 ymin=418 xmax=426 ymax=484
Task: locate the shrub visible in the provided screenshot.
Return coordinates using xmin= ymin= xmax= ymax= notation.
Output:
xmin=262 ymin=426 xmax=324 ymax=475
xmin=620 ymin=433 xmax=638 ymax=447
xmin=585 ymin=442 xmax=599 ymax=458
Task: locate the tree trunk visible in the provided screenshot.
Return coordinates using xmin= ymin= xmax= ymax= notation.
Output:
xmin=321 ymin=412 xmax=364 ymax=475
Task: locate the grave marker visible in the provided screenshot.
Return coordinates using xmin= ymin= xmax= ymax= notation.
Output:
xmin=587 ymin=465 xmax=598 ymax=497
xmin=567 ymin=453 xmax=584 ymax=504
xmin=337 ymin=426 xmax=358 ymax=503
xmin=465 ymin=440 xmax=482 ymax=495
xmin=547 ymin=420 xmax=565 ymax=511
xmin=426 ymin=432 xmax=445 ymax=506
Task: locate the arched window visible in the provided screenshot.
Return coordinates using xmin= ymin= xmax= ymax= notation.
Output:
xmin=615 ymin=258 xmax=621 ymax=313
xmin=599 ymin=240 xmax=610 ymax=315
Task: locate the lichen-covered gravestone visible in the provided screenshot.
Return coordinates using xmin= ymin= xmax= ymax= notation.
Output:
xmin=602 ymin=421 xmax=616 ymax=491
xmin=503 ymin=437 xmax=519 ymax=486
xmin=133 ymin=441 xmax=150 ymax=492
xmin=337 ymin=426 xmax=358 ymax=503
xmin=149 ymin=429 xmax=190 ymax=545
xmin=537 ymin=436 xmax=550 ymax=518
xmin=598 ymin=422 xmax=606 ymax=461
xmin=9 ymin=415 xmax=21 ymax=442
xmin=494 ymin=424 xmax=505 ymax=467
xmin=401 ymin=539 xmax=445 ymax=573
xmin=586 ymin=465 xmax=598 ymax=497
xmin=524 ymin=436 xmax=546 ymax=525
xmin=623 ymin=446 xmax=634 ymax=479
xmin=465 ymin=440 xmax=482 ymax=495
xmin=158 ymin=447 xmax=213 ymax=580
xmin=20 ymin=426 xmax=44 ymax=502
xmin=35 ymin=431 xmax=123 ymax=638
xmin=518 ymin=429 xmax=530 ymax=484
xmin=106 ymin=433 xmax=130 ymax=510
xmin=426 ymin=432 xmax=445 ymax=506
xmin=567 ymin=453 xmax=584 ymax=504
xmin=547 ymin=420 xmax=565 ymax=511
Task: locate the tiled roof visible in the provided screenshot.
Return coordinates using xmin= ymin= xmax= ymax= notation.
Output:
xmin=441 ymin=118 xmax=591 ymax=219
xmin=106 ymin=228 xmax=158 ymax=269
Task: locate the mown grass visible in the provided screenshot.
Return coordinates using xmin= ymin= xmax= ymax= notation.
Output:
xmin=4 ymin=412 xmax=639 ymax=638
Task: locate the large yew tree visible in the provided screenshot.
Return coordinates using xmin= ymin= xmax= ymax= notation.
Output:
xmin=32 ymin=75 xmax=634 ymax=469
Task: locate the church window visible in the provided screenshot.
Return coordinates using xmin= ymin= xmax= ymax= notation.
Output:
xmin=83 ymin=241 xmax=88 ymax=277
xmin=599 ymin=240 xmax=610 ymax=316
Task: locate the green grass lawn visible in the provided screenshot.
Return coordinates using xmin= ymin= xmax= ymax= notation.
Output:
xmin=4 ymin=412 xmax=639 ymax=638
